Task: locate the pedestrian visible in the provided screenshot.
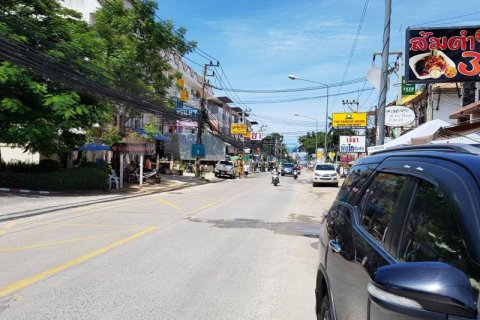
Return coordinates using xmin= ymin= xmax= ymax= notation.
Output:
xmin=145 ymin=157 xmax=152 ymax=171
xmin=243 ymin=162 xmax=250 ymax=178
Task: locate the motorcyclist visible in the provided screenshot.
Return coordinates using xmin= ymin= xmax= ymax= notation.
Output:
xmin=271 ymin=166 xmax=280 ymax=184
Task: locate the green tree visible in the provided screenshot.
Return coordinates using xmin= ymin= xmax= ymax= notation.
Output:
xmin=93 ymin=0 xmax=196 ymax=135
xmin=297 ymin=128 xmax=356 ymax=156
xmin=262 ymin=133 xmax=286 ymax=160
xmin=0 ymin=0 xmax=112 ymax=158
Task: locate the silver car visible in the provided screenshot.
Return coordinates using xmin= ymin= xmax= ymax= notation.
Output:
xmin=312 ymin=163 xmax=338 ymax=187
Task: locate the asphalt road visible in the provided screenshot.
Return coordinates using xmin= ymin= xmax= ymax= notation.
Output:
xmin=0 ymin=170 xmax=340 ymax=319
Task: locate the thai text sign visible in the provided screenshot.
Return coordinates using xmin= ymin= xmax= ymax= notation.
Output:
xmin=385 ymin=106 xmax=415 ymax=127
xmin=111 ymin=143 xmax=155 ymax=155
xmin=332 ymin=112 xmax=367 ymax=128
xmin=176 ymin=107 xmax=198 ymax=118
xmin=231 ymin=123 xmax=248 ymax=134
xmin=406 ymin=26 xmax=480 ymax=83
xmin=339 ymin=136 xmax=366 ymax=153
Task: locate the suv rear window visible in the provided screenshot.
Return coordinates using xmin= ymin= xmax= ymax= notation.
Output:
xmin=359 ymin=173 xmax=407 ymax=243
xmin=400 ymin=179 xmax=480 ymax=291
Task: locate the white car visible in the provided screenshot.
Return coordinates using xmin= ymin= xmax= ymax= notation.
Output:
xmin=312 ymin=163 xmax=339 ymax=187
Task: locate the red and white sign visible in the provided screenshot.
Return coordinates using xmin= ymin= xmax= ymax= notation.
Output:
xmin=250 ymin=132 xmax=262 ymax=141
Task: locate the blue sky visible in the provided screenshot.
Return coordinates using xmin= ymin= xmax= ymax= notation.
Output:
xmin=156 ymin=0 xmax=478 ymax=146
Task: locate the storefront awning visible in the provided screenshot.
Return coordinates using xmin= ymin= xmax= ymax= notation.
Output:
xmin=449 ymin=101 xmax=480 ymax=119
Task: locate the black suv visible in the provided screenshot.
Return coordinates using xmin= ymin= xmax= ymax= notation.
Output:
xmin=316 ymin=144 xmax=480 ymax=320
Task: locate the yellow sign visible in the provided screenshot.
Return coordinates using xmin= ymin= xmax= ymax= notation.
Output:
xmin=177 ymin=78 xmax=185 ymax=89
xmin=231 ymin=124 xmax=248 ymax=134
xmin=180 ymin=89 xmax=189 ymax=101
xmin=332 ymin=112 xmax=367 ymax=128
xmin=243 ymin=131 xmax=251 ymax=139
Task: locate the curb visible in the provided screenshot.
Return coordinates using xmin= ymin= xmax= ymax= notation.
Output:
xmin=0 ymin=188 xmax=57 ymax=195
xmin=0 ymin=177 xmax=226 ymax=222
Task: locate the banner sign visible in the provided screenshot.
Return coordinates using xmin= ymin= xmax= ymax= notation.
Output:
xmin=385 ymin=106 xmax=415 ymax=127
xmin=111 ymin=143 xmax=155 ymax=155
xmin=175 ymin=107 xmax=198 ymax=118
xmin=339 ymin=136 xmax=366 ymax=153
xmin=332 ymin=112 xmax=367 ymax=128
xmin=230 ymin=123 xmax=248 ymax=134
xmin=250 ymin=132 xmax=262 ymax=141
xmin=243 ymin=131 xmax=251 ymax=139
xmin=406 ymin=26 xmax=480 ymax=83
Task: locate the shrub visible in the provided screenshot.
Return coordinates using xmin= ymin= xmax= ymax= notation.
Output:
xmin=0 ymin=166 xmax=108 ymax=191
xmin=38 ymin=159 xmax=59 ymax=172
xmin=2 ymin=160 xmax=37 ymax=173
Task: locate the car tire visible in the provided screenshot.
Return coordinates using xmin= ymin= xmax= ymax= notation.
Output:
xmin=318 ymin=294 xmax=331 ymax=320
xmin=312 ymin=182 xmax=317 ymax=187
xmin=335 ymin=182 xmax=339 ymax=188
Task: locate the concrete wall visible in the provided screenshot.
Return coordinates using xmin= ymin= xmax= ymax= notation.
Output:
xmin=0 ymin=144 xmax=40 ymax=163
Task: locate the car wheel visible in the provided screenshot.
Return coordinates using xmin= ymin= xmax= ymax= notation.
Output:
xmin=318 ymin=294 xmax=331 ymax=320
xmin=312 ymin=182 xmax=317 ymax=187
xmin=335 ymin=182 xmax=339 ymax=188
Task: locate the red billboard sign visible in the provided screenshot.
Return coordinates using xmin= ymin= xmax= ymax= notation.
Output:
xmin=405 ymin=26 xmax=480 ymax=83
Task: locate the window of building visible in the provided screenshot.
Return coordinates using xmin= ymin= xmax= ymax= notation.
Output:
xmin=359 ymin=173 xmax=407 ymax=243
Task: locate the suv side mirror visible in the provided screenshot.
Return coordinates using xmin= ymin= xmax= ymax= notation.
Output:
xmin=368 ymin=262 xmax=477 ymax=318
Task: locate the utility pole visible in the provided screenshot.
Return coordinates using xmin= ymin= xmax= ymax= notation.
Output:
xmin=195 ymin=61 xmax=217 ymax=176
xmin=342 ymin=99 xmax=359 ymax=112
xmin=376 ymin=0 xmax=392 ymax=146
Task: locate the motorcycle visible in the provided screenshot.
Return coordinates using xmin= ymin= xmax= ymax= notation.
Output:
xmin=271 ymin=171 xmax=280 ymax=186
xmin=293 ymin=169 xmax=298 ymax=180
xmin=128 ymin=169 xmax=161 ymax=184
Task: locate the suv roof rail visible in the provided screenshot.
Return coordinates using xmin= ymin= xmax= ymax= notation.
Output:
xmin=372 ymin=143 xmax=480 ymax=156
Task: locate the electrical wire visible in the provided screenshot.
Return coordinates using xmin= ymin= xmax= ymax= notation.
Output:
xmin=333 ymin=0 xmax=370 ymax=110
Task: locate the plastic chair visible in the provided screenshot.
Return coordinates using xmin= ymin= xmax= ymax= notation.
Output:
xmin=108 ymin=169 xmax=120 ymax=189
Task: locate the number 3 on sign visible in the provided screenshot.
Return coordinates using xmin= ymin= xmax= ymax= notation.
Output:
xmin=458 ymin=51 xmax=480 ymax=77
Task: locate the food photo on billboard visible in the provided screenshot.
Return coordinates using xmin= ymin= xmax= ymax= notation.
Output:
xmin=405 ymin=26 xmax=480 ymax=83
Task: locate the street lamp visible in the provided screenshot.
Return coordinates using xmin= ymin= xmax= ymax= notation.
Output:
xmin=294 ymin=113 xmax=318 ymax=161
xmin=289 ymin=75 xmax=329 ymax=163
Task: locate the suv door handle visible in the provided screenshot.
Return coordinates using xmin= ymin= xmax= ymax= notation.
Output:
xmin=328 ymin=240 xmax=342 ymax=253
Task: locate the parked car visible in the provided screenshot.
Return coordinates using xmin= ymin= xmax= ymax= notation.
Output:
xmin=214 ymin=160 xmax=237 ymax=179
xmin=315 ymin=144 xmax=480 ymax=320
xmin=281 ymin=162 xmax=295 ymax=176
xmin=312 ymin=163 xmax=338 ymax=187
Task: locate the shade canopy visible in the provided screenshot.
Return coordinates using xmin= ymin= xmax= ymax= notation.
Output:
xmin=79 ymin=143 xmax=111 ymax=151
xmin=384 ymin=119 xmax=451 ymax=147
xmin=135 ymin=128 xmax=168 ymax=141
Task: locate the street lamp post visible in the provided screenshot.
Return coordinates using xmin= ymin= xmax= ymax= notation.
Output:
xmin=288 ymin=75 xmax=329 ymax=162
xmin=294 ymin=113 xmax=318 ymax=161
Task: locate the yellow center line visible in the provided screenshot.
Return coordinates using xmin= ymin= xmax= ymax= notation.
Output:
xmin=186 ymin=197 xmax=227 ymax=215
xmin=0 ymin=226 xmax=155 ymax=298
xmin=156 ymin=197 xmax=181 ymax=211
xmin=0 ymin=233 xmax=119 ymax=253
xmin=0 ymin=221 xmax=17 ymax=236
xmin=56 ymin=223 xmax=141 ymax=228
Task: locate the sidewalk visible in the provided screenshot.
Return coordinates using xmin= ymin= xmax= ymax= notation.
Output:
xmin=119 ymin=171 xmax=223 ymax=194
